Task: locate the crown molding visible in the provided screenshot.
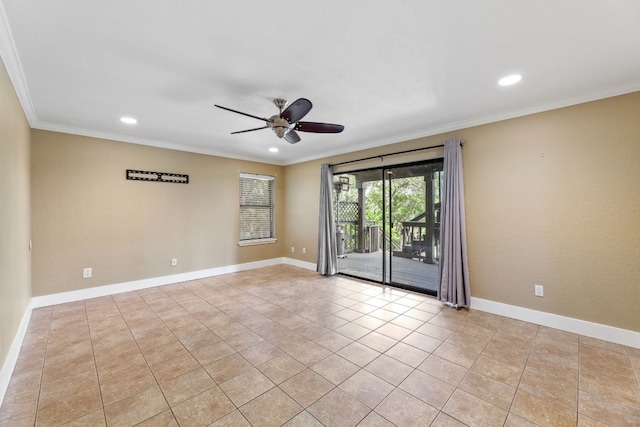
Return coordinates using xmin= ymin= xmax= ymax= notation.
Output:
xmin=0 ymin=1 xmax=37 ymax=124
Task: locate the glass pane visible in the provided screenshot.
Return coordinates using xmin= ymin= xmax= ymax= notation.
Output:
xmin=336 ymin=170 xmax=384 ymax=283
xmin=387 ymin=162 xmax=442 ymax=294
xmin=240 ymin=207 xmax=273 ymax=239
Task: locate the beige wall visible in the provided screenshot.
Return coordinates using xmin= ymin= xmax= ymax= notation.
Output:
xmin=0 ymin=59 xmax=31 ymax=366
xmin=282 ymin=161 xmax=322 ymax=263
xmin=463 ymin=93 xmax=639 ymax=331
xmin=31 ymin=131 xmax=284 ymax=296
xmin=283 ymin=92 xmax=640 ymax=332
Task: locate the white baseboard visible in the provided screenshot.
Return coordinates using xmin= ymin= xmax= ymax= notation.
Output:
xmin=471 ymin=297 xmax=640 ymax=349
xmin=0 ymin=304 xmax=33 ymax=408
xmin=28 ymin=257 xmax=316 ymax=309
xmin=30 ymin=258 xmax=291 ymax=309
xmin=283 ymin=257 xmax=317 ymax=271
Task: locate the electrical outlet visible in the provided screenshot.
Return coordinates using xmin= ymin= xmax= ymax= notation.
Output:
xmin=302 ymin=247 xmax=306 ymax=254
xmin=83 ymin=267 xmax=92 ymax=278
xmin=534 ymin=284 xmax=544 ymax=297
xmin=291 ymin=246 xmax=295 ymax=253
xmin=171 ymin=258 xmax=178 ymax=266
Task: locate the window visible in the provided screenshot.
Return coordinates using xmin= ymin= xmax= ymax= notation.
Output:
xmin=239 ymin=173 xmax=276 ymax=245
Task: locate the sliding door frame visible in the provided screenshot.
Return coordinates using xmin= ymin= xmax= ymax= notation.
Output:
xmin=335 ymin=158 xmax=444 ymax=296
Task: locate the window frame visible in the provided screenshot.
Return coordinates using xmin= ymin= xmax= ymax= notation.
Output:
xmin=238 ymin=172 xmax=277 ymax=246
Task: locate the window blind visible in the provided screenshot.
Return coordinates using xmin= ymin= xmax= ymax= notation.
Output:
xmin=239 ymin=173 xmax=275 ymax=241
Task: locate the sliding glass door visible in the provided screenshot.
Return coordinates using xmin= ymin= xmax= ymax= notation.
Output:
xmin=385 ymin=162 xmax=443 ymax=293
xmin=335 ymin=169 xmax=384 ymax=283
xmin=336 ymin=159 xmax=443 ymax=295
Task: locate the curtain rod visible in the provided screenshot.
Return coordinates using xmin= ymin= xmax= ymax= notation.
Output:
xmin=329 ymin=140 xmax=465 ymax=167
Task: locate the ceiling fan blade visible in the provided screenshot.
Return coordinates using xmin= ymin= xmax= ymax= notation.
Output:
xmin=284 ymin=130 xmax=301 ymax=144
xmin=214 ymin=105 xmax=273 ymax=123
xmin=231 ymin=126 xmax=269 ymax=134
xmin=281 ymin=98 xmax=312 ymax=123
xmin=295 ymin=121 xmax=344 ymax=133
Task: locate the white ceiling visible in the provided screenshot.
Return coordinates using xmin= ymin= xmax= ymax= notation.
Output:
xmin=1 ymin=1 xmax=639 ymax=165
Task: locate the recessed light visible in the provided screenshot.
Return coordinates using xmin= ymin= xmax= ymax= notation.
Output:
xmin=269 ymin=147 xmax=279 ymax=153
xmin=498 ymin=74 xmax=522 ymax=86
xmin=120 ymin=117 xmax=137 ymax=124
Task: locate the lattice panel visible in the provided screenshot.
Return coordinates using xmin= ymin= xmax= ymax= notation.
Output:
xmin=335 ymin=201 xmax=359 ymax=222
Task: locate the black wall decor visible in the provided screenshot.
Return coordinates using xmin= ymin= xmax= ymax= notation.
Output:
xmin=126 ymin=169 xmax=189 ymax=184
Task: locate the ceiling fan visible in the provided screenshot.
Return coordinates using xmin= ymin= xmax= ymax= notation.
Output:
xmin=214 ymin=98 xmax=344 ymax=144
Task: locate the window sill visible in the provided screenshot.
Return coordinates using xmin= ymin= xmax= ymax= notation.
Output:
xmin=238 ymin=238 xmax=277 ymax=247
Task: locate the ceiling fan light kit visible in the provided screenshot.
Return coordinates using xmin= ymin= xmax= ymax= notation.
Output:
xmin=215 ymin=97 xmax=344 ymax=144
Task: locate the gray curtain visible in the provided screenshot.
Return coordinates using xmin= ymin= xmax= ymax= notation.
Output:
xmin=438 ymin=138 xmax=471 ymax=307
xmin=317 ymin=164 xmax=338 ymax=275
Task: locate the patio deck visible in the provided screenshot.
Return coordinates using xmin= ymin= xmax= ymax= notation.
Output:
xmin=337 ymin=251 xmax=439 ymax=295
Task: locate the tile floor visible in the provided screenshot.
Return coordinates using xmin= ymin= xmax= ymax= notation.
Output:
xmin=1 ymin=265 xmax=639 ymax=426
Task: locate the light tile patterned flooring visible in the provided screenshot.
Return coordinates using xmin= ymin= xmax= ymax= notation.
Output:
xmin=1 ymin=265 xmax=639 ymax=426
